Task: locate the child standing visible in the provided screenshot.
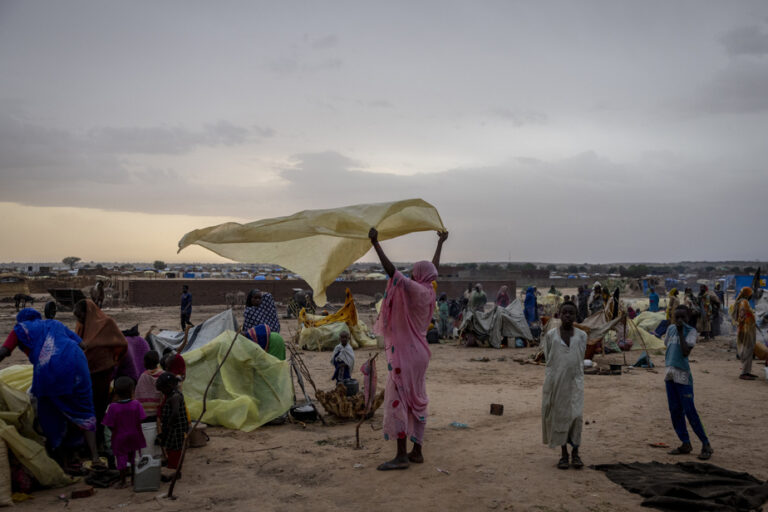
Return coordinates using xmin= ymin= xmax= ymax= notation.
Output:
xmin=135 ymin=351 xmax=164 ymax=420
xmin=331 ymin=331 xmax=354 ymax=382
xmin=665 ymin=305 xmax=713 ymax=460
xmin=101 ymin=377 xmax=147 ymax=488
xmin=541 ymin=301 xmax=587 ymax=469
xmin=156 ymin=372 xmax=189 ymax=480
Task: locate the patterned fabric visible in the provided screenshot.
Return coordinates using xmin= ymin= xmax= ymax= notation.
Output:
xmin=159 ymin=390 xmax=189 ymax=451
xmin=243 ymin=293 xmax=281 ymax=333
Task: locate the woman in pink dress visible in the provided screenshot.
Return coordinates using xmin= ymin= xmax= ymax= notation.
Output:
xmin=369 ymin=227 xmax=448 ymax=471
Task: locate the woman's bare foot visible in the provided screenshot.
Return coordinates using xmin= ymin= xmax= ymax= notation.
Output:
xmin=112 ymin=480 xmax=130 ymax=489
xmin=377 ymin=456 xmax=410 ymax=471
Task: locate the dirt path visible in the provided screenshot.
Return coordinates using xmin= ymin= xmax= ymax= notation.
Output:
xmin=1 ymin=303 xmax=765 ymax=512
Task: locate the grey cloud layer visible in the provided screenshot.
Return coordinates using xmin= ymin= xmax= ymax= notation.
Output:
xmin=1 ymin=1 xmax=767 ymax=262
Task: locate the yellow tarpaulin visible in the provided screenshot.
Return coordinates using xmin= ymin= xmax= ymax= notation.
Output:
xmin=182 ymin=331 xmax=294 ymax=432
xmin=0 ymin=366 xmax=76 ymax=488
xmin=299 ymin=288 xmax=358 ymax=328
xmin=298 ymin=288 xmax=377 ymax=350
xmin=177 ymin=199 xmax=445 ymax=305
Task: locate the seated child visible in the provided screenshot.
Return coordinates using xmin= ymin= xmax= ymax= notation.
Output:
xmin=156 ymin=372 xmax=189 ymax=480
xmin=331 ymin=331 xmax=354 ymax=382
xmin=426 ymin=323 xmax=440 ymax=344
xmin=101 ymin=376 xmax=147 ymax=488
xmin=135 ymin=350 xmax=164 ymax=421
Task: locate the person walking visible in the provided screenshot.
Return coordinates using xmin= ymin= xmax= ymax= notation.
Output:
xmin=180 ymin=285 xmax=193 ymax=330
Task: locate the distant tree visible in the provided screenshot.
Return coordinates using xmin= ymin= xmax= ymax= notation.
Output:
xmin=621 ymin=264 xmax=650 ymax=278
xmin=545 ymin=264 xmax=557 ymax=272
xmin=62 ymin=256 xmax=81 ymax=269
xmin=466 ymin=262 xmax=478 ymax=270
xmin=704 ymin=266 xmax=715 ymax=272
xmin=578 ymin=265 xmax=588 ymax=272
xmin=744 ymin=266 xmax=756 ymax=274
xmin=566 ymin=264 xmax=578 ymax=273
xmin=608 ymin=266 xmax=618 ymax=274
xmin=675 ymin=265 xmax=688 ymax=274
xmin=728 ymin=266 xmax=741 ymax=273
xmin=153 ymin=260 xmax=166 ymax=271
xmin=522 ymin=263 xmax=537 ymax=272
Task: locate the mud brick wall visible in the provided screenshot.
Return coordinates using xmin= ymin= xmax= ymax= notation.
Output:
xmin=124 ymin=279 xmax=516 ymax=306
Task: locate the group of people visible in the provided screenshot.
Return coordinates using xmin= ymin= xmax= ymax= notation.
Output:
xmin=541 ymin=297 xmax=716 ymax=470
xmin=0 ymin=300 xmax=190 ymax=487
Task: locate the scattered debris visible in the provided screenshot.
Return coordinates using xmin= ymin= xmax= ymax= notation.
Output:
xmin=436 ymin=467 xmax=450 ymax=475
xmin=449 ymin=422 xmax=469 ymax=429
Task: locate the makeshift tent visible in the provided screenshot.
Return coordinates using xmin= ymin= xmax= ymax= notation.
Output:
xmin=177 ymin=198 xmax=446 ymax=306
xmin=147 ymin=309 xmax=237 ymax=354
xmin=181 ymin=331 xmax=293 ymax=431
xmin=634 ymin=311 xmax=666 ymax=333
xmin=298 ymin=289 xmax=377 ymax=350
xmin=0 ymin=366 xmax=77 ymax=488
xmin=459 ymin=299 xmax=534 ymax=348
xmin=546 ymin=311 xmax=666 ymax=354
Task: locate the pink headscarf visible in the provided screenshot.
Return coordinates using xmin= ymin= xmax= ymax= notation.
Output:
xmin=375 ymin=261 xmax=438 ymax=340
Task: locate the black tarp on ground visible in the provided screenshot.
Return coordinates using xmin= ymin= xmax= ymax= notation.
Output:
xmin=593 ymin=461 xmax=768 ymax=512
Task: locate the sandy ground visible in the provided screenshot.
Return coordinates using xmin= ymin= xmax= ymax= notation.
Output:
xmin=1 ymin=300 xmax=766 ymax=512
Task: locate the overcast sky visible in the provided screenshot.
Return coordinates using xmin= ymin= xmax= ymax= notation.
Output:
xmin=1 ymin=1 xmax=767 ymax=264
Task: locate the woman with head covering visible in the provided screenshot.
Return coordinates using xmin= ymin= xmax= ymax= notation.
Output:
xmin=369 ymin=227 xmax=448 ymax=471
xmin=524 ymin=287 xmax=539 ymax=325
xmin=246 ymin=323 xmax=286 ymax=361
xmin=470 ymin=283 xmax=487 ymax=311
xmin=696 ymin=285 xmax=713 ymax=340
xmin=496 ymin=286 xmax=511 ymax=308
xmin=655 ymin=288 xmax=680 ymax=337
xmin=74 ymin=299 xmax=127 ymax=444
xmin=243 ymin=290 xmax=281 ymax=333
xmin=731 ymin=288 xmax=758 ymax=380
xmin=0 ymin=309 xmax=100 ymax=470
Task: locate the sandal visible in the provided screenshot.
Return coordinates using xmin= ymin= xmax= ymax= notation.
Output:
xmin=557 ymin=456 xmax=569 ymax=470
xmin=668 ymin=442 xmax=692 ymax=455
xmin=739 ymin=374 xmax=757 ymax=380
xmin=571 ymin=454 xmax=584 ymax=469
xmin=698 ymin=444 xmax=713 ymax=461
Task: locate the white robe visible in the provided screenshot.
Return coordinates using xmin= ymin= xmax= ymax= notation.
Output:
xmin=541 ymin=327 xmax=587 ymax=448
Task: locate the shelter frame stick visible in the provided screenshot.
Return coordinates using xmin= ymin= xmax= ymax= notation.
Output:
xmin=355 ymin=352 xmax=379 ymax=449
xmin=167 ymin=327 xmax=242 ymax=499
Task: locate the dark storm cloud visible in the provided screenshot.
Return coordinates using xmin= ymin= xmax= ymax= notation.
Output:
xmin=685 ymin=61 xmax=768 ymax=114
xmin=721 ymin=24 xmax=768 ymax=57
